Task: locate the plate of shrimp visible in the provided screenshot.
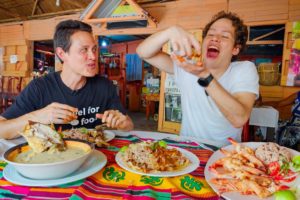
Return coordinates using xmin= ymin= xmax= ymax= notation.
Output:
xmin=204 ymin=138 xmax=300 ymax=199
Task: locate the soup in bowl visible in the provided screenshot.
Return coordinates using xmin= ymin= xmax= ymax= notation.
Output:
xmin=4 ymin=139 xmax=93 ymax=180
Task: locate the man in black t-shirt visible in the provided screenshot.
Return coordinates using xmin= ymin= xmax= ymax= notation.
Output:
xmin=0 ymin=20 xmax=134 ymax=139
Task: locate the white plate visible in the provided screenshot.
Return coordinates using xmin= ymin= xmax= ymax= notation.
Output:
xmin=63 ymin=129 xmax=115 ymax=142
xmin=103 ymin=130 xmax=115 ymax=142
xmin=115 ymin=146 xmax=200 ymax=177
xmin=204 ymin=142 xmax=300 ymax=200
xmin=3 ymin=150 xmax=107 ymax=187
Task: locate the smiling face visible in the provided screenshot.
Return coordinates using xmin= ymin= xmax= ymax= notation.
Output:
xmin=57 ymin=31 xmax=98 ymax=77
xmin=202 ymin=18 xmax=240 ymax=70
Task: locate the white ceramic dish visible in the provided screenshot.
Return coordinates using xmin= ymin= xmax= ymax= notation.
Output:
xmin=103 ymin=130 xmax=115 ymax=142
xmin=62 ymin=129 xmax=115 ymax=142
xmin=204 ymin=142 xmax=300 ymax=200
xmin=3 ymin=150 xmax=107 ymax=187
xmin=3 ymin=139 xmax=93 ymax=180
xmin=115 ymin=146 xmax=200 ymax=177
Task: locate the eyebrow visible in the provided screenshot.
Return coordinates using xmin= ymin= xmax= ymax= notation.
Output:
xmin=80 ymin=44 xmax=97 ymax=48
xmin=209 ymin=28 xmax=233 ymax=35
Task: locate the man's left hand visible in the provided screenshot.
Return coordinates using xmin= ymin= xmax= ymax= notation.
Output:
xmin=170 ymin=53 xmax=209 ymax=78
xmin=96 ymin=110 xmax=133 ymax=131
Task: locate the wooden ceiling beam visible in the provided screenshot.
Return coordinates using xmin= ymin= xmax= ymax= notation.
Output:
xmin=32 ymin=0 xmax=40 ymax=16
xmin=27 ymin=9 xmax=83 ymax=19
xmin=0 ymin=6 xmax=21 ymax=18
xmin=252 ymin=27 xmax=285 ymax=41
xmin=36 ymin=4 xmax=45 ymax=14
xmin=63 ymin=0 xmax=86 ymax=8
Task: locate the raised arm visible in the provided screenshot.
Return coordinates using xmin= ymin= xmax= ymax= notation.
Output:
xmin=136 ymin=25 xmax=201 ymax=74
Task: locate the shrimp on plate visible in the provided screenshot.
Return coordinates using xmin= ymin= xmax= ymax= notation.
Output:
xmin=208 ymin=138 xmax=283 ymax=199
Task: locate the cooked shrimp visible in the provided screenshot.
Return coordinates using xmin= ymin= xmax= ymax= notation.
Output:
xmin=228 ymin=138 xmax=266 ymax=171
xmin=210 ymin=178 xmax=275 ymax=198
xmin=210 ymin=157 xmax=265 ymax=175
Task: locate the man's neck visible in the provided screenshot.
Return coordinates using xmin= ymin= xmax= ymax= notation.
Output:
xmin=209 ymin=62 xmax=232 ymax=79
xmin=60 ymin=69 xmax=86 ymax=91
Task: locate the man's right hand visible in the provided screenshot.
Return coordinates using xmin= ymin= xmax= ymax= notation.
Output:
xmin=168 ymin=25 xmax=201 ymax=57
xmin=29 ymin=102 xmax=78 ymax=124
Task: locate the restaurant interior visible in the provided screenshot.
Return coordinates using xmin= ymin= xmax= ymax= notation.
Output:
xmin=0 ymin=0 xmax=300 ymax=199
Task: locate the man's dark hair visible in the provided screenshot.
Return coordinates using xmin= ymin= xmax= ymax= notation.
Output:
xmin=54 ymin=20 xmax=92 ymax=63
xmin=202 ymin=11 xmax=248 ymax=61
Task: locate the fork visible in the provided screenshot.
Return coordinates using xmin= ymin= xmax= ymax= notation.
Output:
xmin=163 ymin=136 xmax=217 ymax=151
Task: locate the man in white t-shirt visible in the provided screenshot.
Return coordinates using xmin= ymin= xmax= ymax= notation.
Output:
xmin=137 ymin=11 xmax=259 ymax=146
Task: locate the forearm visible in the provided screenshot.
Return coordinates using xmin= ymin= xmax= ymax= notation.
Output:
xmin=206 ymin=80 xmax=255 ymax=128
xmin=136 ymin=27 xmax=171 ymax=59
xmin=0 ymin=113 xmax=36 ymax=139
xmin=136 ymin=27 xmax=175 ymax=74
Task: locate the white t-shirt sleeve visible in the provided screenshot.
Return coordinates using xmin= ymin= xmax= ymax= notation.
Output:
xmin=230 ymin=61 xmax=259 ymax=98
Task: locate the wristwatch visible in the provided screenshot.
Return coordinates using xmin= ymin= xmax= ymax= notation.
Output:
xmin=197 ymin=74 xmax=214 ymax=87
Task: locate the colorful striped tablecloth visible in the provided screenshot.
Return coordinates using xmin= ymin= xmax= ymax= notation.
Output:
xmin=0 ymin=134 xmax=220 ymax=200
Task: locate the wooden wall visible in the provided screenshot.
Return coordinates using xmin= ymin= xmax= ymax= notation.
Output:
xmin=110 ymin=40 xmax=143 ymax=68
xmin=229 ymin=0 xmax=288 ymax=22
xmin=289 ymin=0 xmax=300 ymax=21
xmin=111 ymin=40 xmax=143 ymax=55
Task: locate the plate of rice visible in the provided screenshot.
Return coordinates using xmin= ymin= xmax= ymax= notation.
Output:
xmin=115 ymin=141 xmax=200 ymax=177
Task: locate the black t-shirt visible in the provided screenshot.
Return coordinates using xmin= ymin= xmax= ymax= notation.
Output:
xmin=1 ymin=72 xmax=126 ymax=130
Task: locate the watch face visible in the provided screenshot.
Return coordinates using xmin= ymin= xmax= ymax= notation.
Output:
xmin=197 ymin=74 xmax=213 ymax=87
xmin=197 ymin=78 xmax=209 ymax=87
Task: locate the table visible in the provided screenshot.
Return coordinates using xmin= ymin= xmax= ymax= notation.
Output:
xmin=0 ymin=131 xmax=220 ymax=200
xmin=145 ymin=93 xmax=160 ymax=120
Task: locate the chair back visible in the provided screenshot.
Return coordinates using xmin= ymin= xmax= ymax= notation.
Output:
xmin=0 ymin=76 xmax=24 ymax=113
xmin=242 ymin=120 xmax=250 ymax=142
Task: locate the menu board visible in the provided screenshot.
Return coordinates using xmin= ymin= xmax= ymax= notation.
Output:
xmin=164 ymin=73 xmax=182 ymax=123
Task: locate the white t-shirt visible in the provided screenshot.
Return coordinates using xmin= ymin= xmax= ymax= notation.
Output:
xmin=174 ymin=61 xmax=259 ymax=146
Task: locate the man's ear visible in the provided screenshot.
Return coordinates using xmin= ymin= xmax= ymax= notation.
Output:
xmin=232 ymin=45 xmax=241 ymax=56
xmin=55 ymin=47 xmax=65 ymax=62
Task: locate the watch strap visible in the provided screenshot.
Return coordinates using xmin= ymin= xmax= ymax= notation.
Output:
xmin=197 ymin=74 xmax=214 ymax=87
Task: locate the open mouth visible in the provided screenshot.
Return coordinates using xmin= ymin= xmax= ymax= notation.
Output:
xmin=87 ymin=63 xmax=96 ymax=69
xmin=207 ymin=47 xmax=219 ymax=59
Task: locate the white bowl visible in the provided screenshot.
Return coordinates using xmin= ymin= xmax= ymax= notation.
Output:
xmin=3 ymin=139 xmax=94 ymax=180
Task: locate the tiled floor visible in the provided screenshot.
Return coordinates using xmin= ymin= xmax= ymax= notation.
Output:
xmin=127 ymin=111 xmax=158 ymax=132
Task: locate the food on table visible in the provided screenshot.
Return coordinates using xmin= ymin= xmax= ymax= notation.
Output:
xmin=255 ymin=142 xmax=292 ymax=165
xmin=4 ymin=139 xmax=93 ymax=180
xmin=120 ymin=141 xmax=190 ymax=173
xmin=13 ymin=123 xmax=92 ymax=166
xmin=292 ymin=155 xmax=300 ymax=165
xmin=291 ymin=155 xmax=300 ymax=171
xmin=274 ymin=190 xmax=297 ymax=200
xmin=14 ymin=143 xmax=88 ymax=164
xmin=20 ymin=121 xmax=65 ymax=153
xmin=62 ymin=127 xmax=109 ymax=147
xmin=209 ymin=138 xmax=299 ymax=198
